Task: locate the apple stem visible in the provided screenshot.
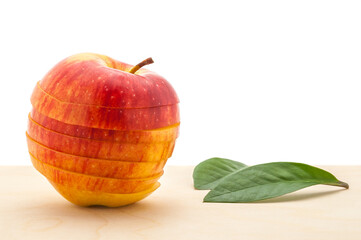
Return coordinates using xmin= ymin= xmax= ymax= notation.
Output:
xmin=129 ymin=57 xmax=154 ymax=74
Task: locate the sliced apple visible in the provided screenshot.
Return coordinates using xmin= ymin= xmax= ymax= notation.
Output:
xmin=27 ymin=116 xmax=176 ymax=161
xmin=30 ymin=109 xmax=179 ymax=143
xmin=31 ymin=83 xmax=180 ymax=130
xmin=27 ymin=136 xmax=167 ymax=179
xmin=30 ymin=153 xmax=163 ymax=194
xmin=27 ymin=53 xmax=180 ymax=207
xmin=49 ymin=180 xmax=160 ymax=207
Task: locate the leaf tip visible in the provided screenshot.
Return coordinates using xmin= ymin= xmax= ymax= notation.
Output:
xmin=339 ymin=181 xmax=349 ymax=189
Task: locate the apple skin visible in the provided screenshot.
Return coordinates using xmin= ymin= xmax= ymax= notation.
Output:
xmin=30 ymin=153 xmax=163 ymax=194
xmin=50 ymin=180 xmax=160 ymax=207
xmin=30 ymin=109 xmax=179 ymax=143
xmin=27 ymin=136 xmax=167 ymax=179
xmin=39 ymin=53 xmax=179 ymax=108
xmin=27 ymin=117 xmax=176 ymax=161
xmin=31 ymin=83 xmax=180 ymax=130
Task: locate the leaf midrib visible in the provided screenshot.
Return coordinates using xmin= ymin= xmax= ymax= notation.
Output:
xmin=207 ymin=179 xmax=336 ymax=198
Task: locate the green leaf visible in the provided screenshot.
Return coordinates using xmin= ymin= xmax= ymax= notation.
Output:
xmin=193 ymin=158 xmax=247 ymax=190
xmin=204 ymin=162 xmax=349 ymax=203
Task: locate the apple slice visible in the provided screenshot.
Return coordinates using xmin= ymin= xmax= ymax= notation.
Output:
xmin=49 ymin=180 xmax=160 ymax=207
xmin=27 ymin=116 xmax=176 ymax=161
xmin=30 ymin=153 xmax=163 ymax=194
xmin=27 ymin=136 xmax=167 ymax=179
xmin=30 ymin=109 xmax=179 ymax=143
xmin=31 ymin=83 xmax=180 ymax=130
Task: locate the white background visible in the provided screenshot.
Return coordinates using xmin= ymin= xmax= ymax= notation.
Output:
xmin=1 ymin=0 xmax=360 ymax=166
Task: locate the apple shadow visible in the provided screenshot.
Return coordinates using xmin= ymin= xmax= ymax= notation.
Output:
xmin=256 ymin=188 xmax=347 ymax=203
xmin=76 ymin=197 xmax=173 ymax=217
xmin=83 ymin=198 xmax=161 ymax=210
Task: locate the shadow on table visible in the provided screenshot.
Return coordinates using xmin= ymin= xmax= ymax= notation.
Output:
xmin=257 ymin=188 xmax=347 ymax=203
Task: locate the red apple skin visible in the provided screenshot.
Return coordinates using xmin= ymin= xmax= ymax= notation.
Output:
xmin=27 ymin=117 xmax=176 ymax=161
xmin=31 ymin=83 xmax=180 ymax=130
xmin=30 ymin=153 xmax=163 ymax=194
xmin=39 ymin=53 xmax=179 ymax=108
xmin=27 ymin=136 xmax=167 ymax=179
xmin=30 ymin=109 xmax=179 ymax=143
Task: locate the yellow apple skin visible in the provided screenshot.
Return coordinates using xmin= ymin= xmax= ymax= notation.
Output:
xmin=30 ymin=153 xmax=162 ymax=194
xmin=50 ymin=180 xmax=160 ymax=207
xmin=31 ymin=109 xmax=179 ymax=143
xmin=27 ymin=116 xmax=176 ymax=161
xmin=27 ymin=135 xmax=167 ymax=179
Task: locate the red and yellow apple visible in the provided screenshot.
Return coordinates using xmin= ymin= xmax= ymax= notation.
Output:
xmin=27 ymin=53 xmax=180 ymax=207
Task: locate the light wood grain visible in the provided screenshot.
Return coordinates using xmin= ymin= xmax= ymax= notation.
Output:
xmin=0 ymin=165 xmax=360 ymax=240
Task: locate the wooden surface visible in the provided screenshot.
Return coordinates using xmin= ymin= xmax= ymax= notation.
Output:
xmin=0 ymin=165 xmax=360 ymax=240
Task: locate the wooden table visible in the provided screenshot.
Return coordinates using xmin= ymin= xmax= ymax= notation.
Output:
xmin=0 ymin=165 xmax=360 ymax=240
